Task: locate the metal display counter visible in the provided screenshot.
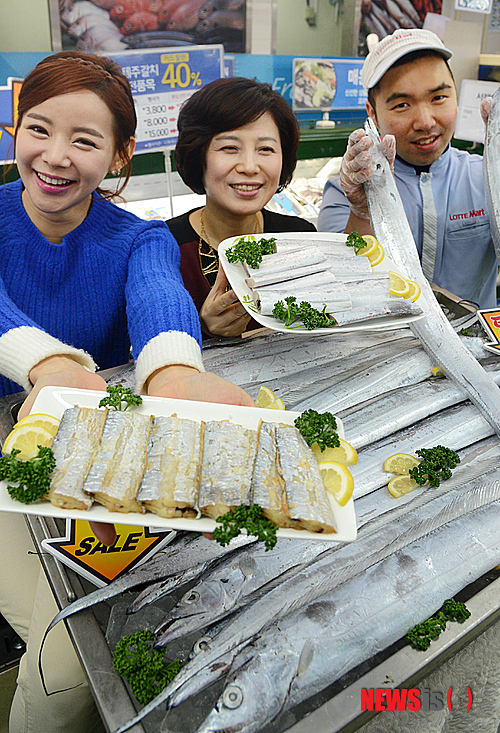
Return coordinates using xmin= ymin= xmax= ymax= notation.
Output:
xmin=2 ymin=333 xmax=500 ymax=733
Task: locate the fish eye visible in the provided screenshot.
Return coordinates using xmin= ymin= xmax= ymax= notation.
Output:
xmin=193 ymin=636 xmax=212 ymax=655
xmin=223 ymin=685 xmax=243 ymax=709
xmin=183 ymin=590 xmax=200 ymax=605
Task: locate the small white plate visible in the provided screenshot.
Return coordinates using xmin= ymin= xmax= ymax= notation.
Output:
xmin=219 ymin=231 xmax=426 ymax=334
xmin=0 ymin=387 xmax=357 ymax=543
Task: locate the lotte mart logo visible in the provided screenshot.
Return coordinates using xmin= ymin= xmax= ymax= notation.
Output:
xmin=361 ymin=686 xmax=473 ymax=712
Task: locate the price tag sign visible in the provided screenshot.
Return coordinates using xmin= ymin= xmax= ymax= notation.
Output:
xmin=110 ymin=46 xmax=224 ymax=153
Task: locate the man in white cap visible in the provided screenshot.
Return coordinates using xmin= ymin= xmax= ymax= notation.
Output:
xmin=317 ymin=28 xmax=497 ymax=308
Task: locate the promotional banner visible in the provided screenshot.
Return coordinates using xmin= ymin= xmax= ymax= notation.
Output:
xmin=0 ymin=46 xmax=223 ymax=161
xmin=110 ymin=45 xmax=224 ymax=151
xmin=50 ymin=0 xmax=247 ymax=54
xmin=234 ymin=54 xmax=367 ymax=114
xmin=358 ymin=0 xmax=443 ymax=56
xmin=42 ymin=519 xmax=175 ymax=587
xmin=292 ymin=57 xmax=367 ymax=111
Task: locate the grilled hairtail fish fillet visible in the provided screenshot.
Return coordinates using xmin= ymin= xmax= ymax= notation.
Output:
xmin=251 ymin=421 xmax=301 ymax=529
xmin=275 ymin=423 xmax=337 ymax=533
xmin=137 ymin=415 xmax=203 ymax=518
xmin=83 ymin=410 xmax=152 ymax=513
xmin=198 ymin=421 xmax=258 ymax=520
xmin=49 ymin=406 xmax=107 ymax=510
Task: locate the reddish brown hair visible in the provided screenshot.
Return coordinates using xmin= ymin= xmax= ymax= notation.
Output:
xmin=15 ymin=50 xmax=137 ymax=199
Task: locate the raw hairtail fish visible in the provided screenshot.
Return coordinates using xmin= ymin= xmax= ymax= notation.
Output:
xmin=115 ymin=465 xmax=500 ymax=732
xmin=202 ymin=326 xmax=415 ymax=389
xmin=350 ymin=399 xmax=498 ymax=500
xmin=364 ymin=116 xmax=500 ymax=436
xmin=324 ymin=253 xmax=373 ymax=278
xmin=345 ymin=275 xmax=389 ymax=307
xmin=250 ymin=421 xmax=300 ymax=529
xmin=198 ymin=421 xmax=258 ymax=520
xmin=254 ymin=269 xmax=339 ymax=292
xmin=191 ymin=486 xmax=500 ymax=733
xmin=153 ymin=536 xmax=332 ymax=643
xmin=245 ymin=247 xmax=327 ymax=278
xmin=83 ymin=410 xmax=152 ymax=513
xmin=246 ymin=260 xmax=332 ymax=289
xmin=136 ymin=415 xmax=203 ymax=518
xmin=483 ymin=86 xmax=500 ymax=260
xmin=262 ymin=335 xmax=418 ymax=410
xmin=254 ymin=285 xmax=352 ymax=315
xmin=294 ymin=346 xmax=434 ymax=414
xmin=42 ymin=533 xmax=257 ymax=639
xmin=343 ymin=361 xmax=500 ymax=450
xmin=275 ymin=423 xmax=336 ymax=533
xmin=329 ymin=298 xmax=422 ymax=326
xmin=49 ymin=406 xmax=107 ymax=510
xmin=274 ymin=235 xmax=351 ymax=256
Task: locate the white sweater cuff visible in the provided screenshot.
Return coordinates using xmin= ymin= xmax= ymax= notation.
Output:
xmin=0 ymin=326 xmax=96 ymax=391
xmin=135 ymin=331 xmax=204 ymax=394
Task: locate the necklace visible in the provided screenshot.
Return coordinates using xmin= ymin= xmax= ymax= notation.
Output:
xmin=198 ymin=207 xmax=263 ymax=287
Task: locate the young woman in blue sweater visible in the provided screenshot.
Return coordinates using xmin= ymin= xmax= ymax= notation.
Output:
xmin=0 ymin=51 xmax=252 ymax=733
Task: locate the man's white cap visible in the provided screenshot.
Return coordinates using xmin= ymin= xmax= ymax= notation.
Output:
xmin=361 ymin=28 xmax=453 ymax=90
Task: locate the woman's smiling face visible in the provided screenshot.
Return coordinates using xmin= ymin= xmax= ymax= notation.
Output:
xmin=203 ymin=112 xmax=283 ymax=218
xmin=16 ymin=90 xmax=122 ymax=233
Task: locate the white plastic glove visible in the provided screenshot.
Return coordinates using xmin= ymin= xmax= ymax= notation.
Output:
xmin=340 ymin=128 xmax=396 ymax=220
xmin=481 ymin=97 xmax=493 ymax=127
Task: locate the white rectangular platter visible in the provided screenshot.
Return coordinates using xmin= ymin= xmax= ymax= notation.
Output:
xmin=0 ymin=387 xmax=357 ymax=543
xmin=219 ymin=231 xmax=427 ymax=334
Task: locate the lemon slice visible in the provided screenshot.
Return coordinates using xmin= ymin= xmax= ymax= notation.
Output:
xmin=355 ymin=235 xmax=379 ymax=257
xmin=388 ymin=271 xmax=411 ymax=297
xmin=366 ymin=244 xmax=385 ymax=266
xmin=255 ymin=385 xmax=285 ymax=410
xmin=2 ymin=423 xmax=55 ymax=460
xmin=311 ymin=439 xmax=358 ymax=466
xmin=317 ymin=461 xmax=354 ymax=506
xmin=388 ymin=474 xmax=424 ymax=497
xmin=383 ymin=452 xmax=420 ymax=475
xmin=11 ymin=413 xmax=60 ymax=438
xmin=404 ymin=280 xmax=421 ymax=301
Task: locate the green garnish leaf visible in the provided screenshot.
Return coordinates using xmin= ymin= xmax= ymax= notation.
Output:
xmin=99 ymin=384 xmax=143 ymax=411
xmin=407 ymin=599 xmax=470 ymax=651
xmin=408 ymin=445 xmax=460 ymax=487
xmin=346 ymin=231 xmax=367 ymax=254
xmin=213 ymin=504 xmax=278 ymax=551
xmin=294 ymin=409 xmax=340 ymax=451
xmin=113 ymin=629 xmax=182 ymax=705
xmin=225 ymin=236 xmax=276 ymax=269
xmin=460 ymin=328 xmax=472 ymax=337
xmin=272 ymin=296 xmax=333 ymax=330
xmin=0 ymin=446 xmax=55 ymax=504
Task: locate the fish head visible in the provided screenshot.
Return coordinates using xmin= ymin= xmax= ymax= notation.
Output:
xmin=196 ymin=644 xmax=298 ymax=733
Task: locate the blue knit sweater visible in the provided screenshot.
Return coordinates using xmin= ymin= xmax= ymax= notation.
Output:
xmin=0 ymin=180 xmax=203 ymax=397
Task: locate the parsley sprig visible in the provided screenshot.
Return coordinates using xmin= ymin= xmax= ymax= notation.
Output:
xmin=225 ymin=235 xmax=276 ymax=269
xmin=213 ymin=504 xmax=278 ymax=551
xmin=272 ymin=296 xmax=333 ymax=330
xmin=113 ymin=629 xmax=182 ymax=705
xmin=409 ymin=446 xmax=460 ymax=487
xmin=346 ymin=231 xmax=367 ymax=253
xmin=0 ymin=446 xmax=55 ymax=504
xmin=407 ymin=599 xmax=471 ymax=651
xmin=98 ymin=384 xmax=142 ymax=411
xmin=294 ymin=409 xmax=340 ymax=451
